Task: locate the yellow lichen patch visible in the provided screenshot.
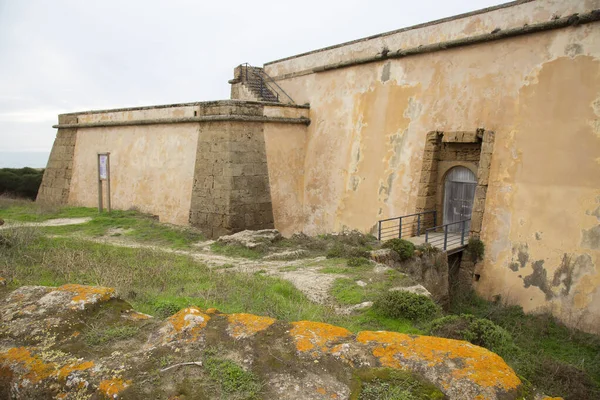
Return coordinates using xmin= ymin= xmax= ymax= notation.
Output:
xmin=58 ymin=360 xmax=94 ymax=381
xmin=0 ymin=277 xmax=6 ymax=286
xmin=0 ymin=347 xmax=56 ymax=384
xmin=165 ymin=307 xmax=211 ymax=342
xmin=541 ymin=397 xmax=564 ymax=400
xmin=205 ymin=308 xmax=219 ymax=314
xmin=56 ymin=284 xmax=115 ymax=308
xmin=290 ymin=321 xmax=352 ymax=356
xmin=98 ymin=378 xmax=131 ymax=398
xmin=316 ymin=387 xmax=327 ymax=394
xmin=227 ymin=313 xmax=276 ymax=339
xmin=356 ymin=331 xmax=521 ymax=392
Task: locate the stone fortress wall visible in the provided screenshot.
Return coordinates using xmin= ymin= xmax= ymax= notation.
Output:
xmin=258 ymin=0 xmax=600 ymax=333
xmin=38 ymin=0 xmax=600 ymax=333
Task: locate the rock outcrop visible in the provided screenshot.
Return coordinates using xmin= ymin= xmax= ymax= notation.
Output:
xmin=0 ymin=282 xmax=524 ymax=399
xmin=217 ymin=229 xmax=282 ymax=249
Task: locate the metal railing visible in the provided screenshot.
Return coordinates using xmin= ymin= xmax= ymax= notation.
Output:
xmin=377 ymin=210 xmax=437 ymax=241
xmin=425 ymin=219 xmax=471 ymax=251
xmin=239 ymin=63 xmax=296 ymax=104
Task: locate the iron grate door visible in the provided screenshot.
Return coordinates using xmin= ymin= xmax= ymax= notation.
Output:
xmin=443 ymin=167 xmax=476 ymax=233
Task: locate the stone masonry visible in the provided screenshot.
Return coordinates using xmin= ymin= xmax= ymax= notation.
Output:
xmin=36 ymin=114 xmax=78 ymax=205
xmin=189 ymin=103 xmax=275 ymax=238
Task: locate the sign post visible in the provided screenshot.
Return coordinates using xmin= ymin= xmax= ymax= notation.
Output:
xmin=97 ymin=153 xmax=111 ymax=212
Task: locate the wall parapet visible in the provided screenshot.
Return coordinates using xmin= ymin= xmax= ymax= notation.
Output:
xmin=266 ymin=5 xmax=600 ymax=80
xmin=52 ymin=115 xmax=310 ymax=129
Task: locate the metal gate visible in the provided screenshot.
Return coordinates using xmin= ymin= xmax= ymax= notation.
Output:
xmin=443 ymin=166 xmax=476 ymax=233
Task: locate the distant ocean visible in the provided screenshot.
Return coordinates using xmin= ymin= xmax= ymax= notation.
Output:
xmin=0 ymin=152 xmax=51 ymax=168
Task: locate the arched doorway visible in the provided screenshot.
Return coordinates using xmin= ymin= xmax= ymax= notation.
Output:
xmin=443 ymin=166 xmax=476 ymax=232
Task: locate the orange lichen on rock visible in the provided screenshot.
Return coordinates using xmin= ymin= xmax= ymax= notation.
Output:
xmin=290 ymin=321 xmax=352 ymax=355
xmin=164 ymin=307 xmax=211 ymax=342
xmin=205 ymin=308 xmax=219 ymax=314
xmin=58 ymin=360 xmax=94 ymax=381
xmin=0 ymin=277 xmax=6 ymax=286
xmin=98 ymin=378 xmax=131 ymax=398
xmin=0 ymin=347 xmax=56 ymax=384
xmin=56 ymin=284 xmax=115 ymax=309
xmin=227 ymin=313 xmax=276 ymax=339
xmin=356 ymin=331 xmax=521 ymax=392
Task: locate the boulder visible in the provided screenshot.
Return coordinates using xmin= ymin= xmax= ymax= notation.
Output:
xmin=217 ymin=229 xmax=282 ymax=249
xmin=0 ymin=282 xmax=524 ymax=399
xmin=389 ymin=284 xmax=433 ymax=298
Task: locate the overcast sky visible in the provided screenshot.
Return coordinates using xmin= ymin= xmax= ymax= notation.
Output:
xmin=0 ymin=0 xmax=505 ymax=166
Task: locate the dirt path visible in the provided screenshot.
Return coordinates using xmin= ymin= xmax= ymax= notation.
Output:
xmin=0 ymin=217 xmax=92 ymax=230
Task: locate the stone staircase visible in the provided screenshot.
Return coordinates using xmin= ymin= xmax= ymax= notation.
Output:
xmin=230 ymin=64 xmax=294 ymax=103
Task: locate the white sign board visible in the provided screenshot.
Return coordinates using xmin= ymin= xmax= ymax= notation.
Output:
xmin=99 ymin=155 xmax=108 ymax=180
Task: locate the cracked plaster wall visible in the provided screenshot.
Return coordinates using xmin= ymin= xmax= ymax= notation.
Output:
xmin=263 ymin=0 xmax=600 ymax=332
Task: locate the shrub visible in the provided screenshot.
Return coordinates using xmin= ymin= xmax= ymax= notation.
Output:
xmin=0 ymin=168 xmax=44 ymax=200
xmin=428 ymin=314 xmax=514 ymax=354
xmin=382 ymin=238 xmax=415 ymax=261
xmin=467 ymin=237 xmax=485 ymax=261
xmin=373 ymin=291 xmax=440 ymax=321
xmin=415 ymin=243 xmax=439 ymax=256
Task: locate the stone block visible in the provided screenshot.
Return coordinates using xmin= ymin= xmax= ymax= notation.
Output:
xmin=479 ymin=151 xmax=492 ymax=170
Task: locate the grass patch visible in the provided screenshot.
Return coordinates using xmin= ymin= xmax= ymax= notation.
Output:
xmin=42 ymin=209 xmax=204 ymax=248
xmin=448 ymin=290 xmax=600 ymax=399
xmin=0 ymin=205 xmax=204 ymax=248
xmin=210 ymin=242 xmax=264 ymax=259
xmin=0 ymin=234 xmax=332 ymax=323
xmin=332 ymin=278 xmax=366 ymax=305
xmin=0 ymin=202 xmax=98 ymax=222
xmin=84 ymin=324 xmax=140 ymax=346
xmin=330 ymin=268 xmax=412 ymax=305
xmin=204 ymin=348 xmax=262 ymax=399
xmin=352 ymin=368 xmax=444 ymax=400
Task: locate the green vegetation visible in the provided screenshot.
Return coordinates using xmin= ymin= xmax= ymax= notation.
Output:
xmin=382 ymin=238 xmax=415 ymax=261
xmin=373 ymin=291 xmax=440 ymax=322
xmin=0 ymin=204 xmax=203 ymax=248
xmin=445 ymin=290 xmax=600 ymax=399
xmin=204 ymin=348 xmax=262 ymax=399
xmin=429 ymin=314 xmax=514 ymax=354
xmin=347 ymin=257 xmax=371 ymax=267
xmin=210 ymin=242 xmax=264 ymax=259
xmin=0 ymin=232 xmax=326 ymax=322
xmin=352 ymin=369 xmax=445 ymax=400
xmin=467 ymin=237 xmax=485 ymax=261
xmin=0 ymin=168 xmax=44 ymax=200
xmin=84 ymin=324 xmax=140 ymax=346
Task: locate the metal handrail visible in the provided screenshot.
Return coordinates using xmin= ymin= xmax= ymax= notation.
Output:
xmin=377 ymin=210 xmax=437 ymax=241
xmin=424 ymin=218 xmax=471 ymax=251
xmin=238 ymin=63 xmax=296 ymax=104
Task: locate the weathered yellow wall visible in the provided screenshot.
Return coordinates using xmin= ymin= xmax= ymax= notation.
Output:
xmin=263 ymin=0 xmax=600 ymax=332
xmin=264 ymin=123 xmax=307 ymax=236
xmin=69 ymin=123 xmax=199 ymax=225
